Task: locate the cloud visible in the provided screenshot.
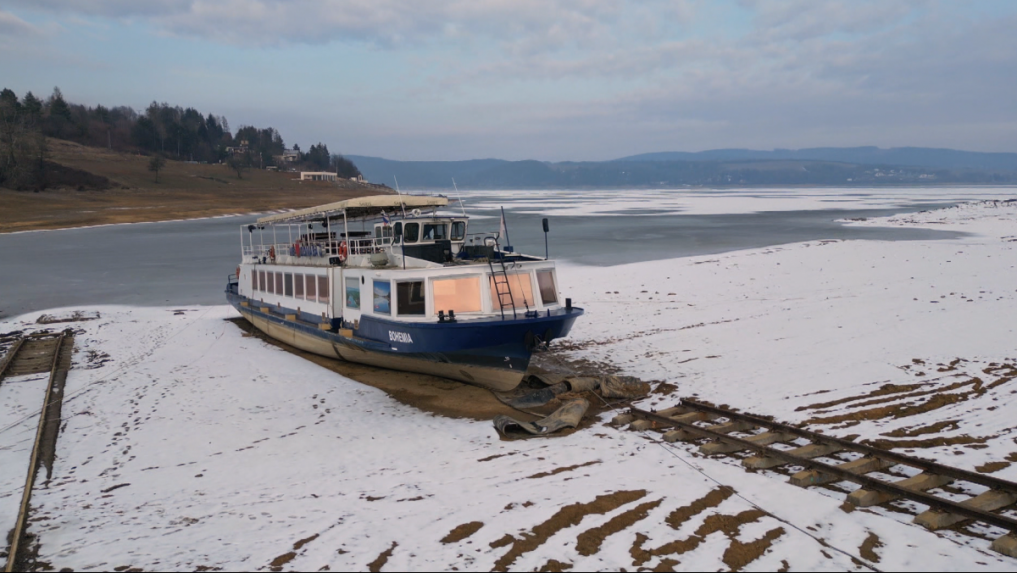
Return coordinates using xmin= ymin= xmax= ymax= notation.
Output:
xmin=0 ymin=9 xmax=43 ymax=36
xmin=5 ymin=0 xmax=695 ymax=49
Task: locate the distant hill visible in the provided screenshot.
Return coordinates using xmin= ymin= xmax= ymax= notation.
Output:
xmin=349 ymin=150 xmax=1017 ymax=190
xmin=346 ymin=156 xmax=508 ymax=189
xmin=615 ymin=147 xmax=1017 ymax=173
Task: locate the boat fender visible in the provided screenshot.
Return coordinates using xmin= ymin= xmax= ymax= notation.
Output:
xmin=339 ymin=241 xmax=348 ymax=261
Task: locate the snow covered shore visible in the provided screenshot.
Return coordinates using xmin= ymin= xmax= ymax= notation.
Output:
xmin=2 ymin=200 xmax=1017 ymax=571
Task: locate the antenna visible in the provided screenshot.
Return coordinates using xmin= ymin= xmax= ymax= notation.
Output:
xmin=452 ymin=178 xmax=467 ymax=216
xmin=393 ymin=175 xmax=402 ymax=195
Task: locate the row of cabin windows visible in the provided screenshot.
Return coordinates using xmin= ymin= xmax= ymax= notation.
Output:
xmin=377 ymin=221 xmax=467 ymax=243
xmin=344 ymin=271 xmax=557 ymax=316
xmin=253 ymin=270 xmax=328 ymax=303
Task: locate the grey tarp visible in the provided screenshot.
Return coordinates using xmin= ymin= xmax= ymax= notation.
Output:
xmin=493 ymin=398 xmax=590 ymax=439
xmin=599 ymin=375 xmax=652 ymax=399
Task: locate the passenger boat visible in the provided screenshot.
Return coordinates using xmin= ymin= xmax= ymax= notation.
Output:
xmin=225 ymin=194 xmax=584 ymax=391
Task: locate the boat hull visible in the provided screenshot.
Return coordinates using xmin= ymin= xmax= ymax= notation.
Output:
xmin=227 ymin=290 xmax=583 ymax=392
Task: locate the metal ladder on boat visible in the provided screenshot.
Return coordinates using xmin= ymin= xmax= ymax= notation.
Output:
xmin=488 ymin=248 xmax=517 ymax=320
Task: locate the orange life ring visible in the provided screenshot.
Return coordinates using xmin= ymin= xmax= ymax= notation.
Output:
xmin=236 ymin=266 xmax=240 ymax=278
xmin=294 ymin=242 xmax=301 ymax=257
xmin=339 ymin=241 xmax=348 ymax=260
xmin=269 ymin=246 xmax=276 ymax=261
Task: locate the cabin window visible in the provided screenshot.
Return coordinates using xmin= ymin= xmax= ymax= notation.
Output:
xmin=423 ymin=223 xmax=447 ymax=241
xmin=397 ymin=281 xmax=426 ymax=315
xmin=489 ymin=272 xmax=535 ymax=311
xmin=259 ymin=271 xmax=266 ymax=292
xmin=373 ymin=280 xmax=392 ymax=314
xmin=317 ymin=276 xmax=328 ymax=303
xmin=295 ymin=273 xmax=304 ymax=298
xmin=451 ymin=221 xmax=466 ymax=241
xmin=253 ymin=271 xmax=260 ymax=291
xmin=306 ymin=274 xmax=317 ymax=301
xmin=275 ymin=273 xmax=284 ymax=295
xmin=393 ymin=222 xmax=402 ymax=243
xmin=537 ymin=270 xmax=557 ymax=304
xmin=284 ymin=273 xmax=293 ymax=297
xmin=267 ymin=271 xmax=275 ymax=294
xmin=345 ymin=277 xmax=360 ymax=309
xmin=432 ymin=277 xmax=482 ymax=314
xmin=404 ymin=222 xmax=419 ymax=243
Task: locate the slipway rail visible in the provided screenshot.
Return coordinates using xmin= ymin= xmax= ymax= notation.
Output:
xmin=614 ymin=399 xmax=1017 ymax=559
xmin=1 ymin=332 xmax=74 ymax=573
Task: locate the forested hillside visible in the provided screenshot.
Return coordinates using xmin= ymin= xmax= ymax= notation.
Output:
xmin=0 ymin=86 xmax=359 ymax=190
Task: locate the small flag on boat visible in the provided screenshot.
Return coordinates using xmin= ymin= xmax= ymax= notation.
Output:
xmin=381 ymin=210 xmax=390 ymax=226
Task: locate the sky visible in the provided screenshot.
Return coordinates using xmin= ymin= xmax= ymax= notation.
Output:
xmin=1 ymin=0 xmax=1016 ymax=161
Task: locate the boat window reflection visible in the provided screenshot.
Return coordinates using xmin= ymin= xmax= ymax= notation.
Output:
xmin=306 ymin=274 xmax=317 ymax=301
xmin=489 ymin=273 xmax=535 ymax=311
xmin=423 ymin=224 xmax=447 ymax=241
xmin=537 ymin=270 xmax=557 ymax=304
xmin=397 ymin=281 xmax=426 ymax=315
xmin=404 ymin=223 xmax=419 ymax=243
xmin=317 ymin=276 xmax=328 ymax=304
xmin=432 ymin=277 xmax=482 ymax=314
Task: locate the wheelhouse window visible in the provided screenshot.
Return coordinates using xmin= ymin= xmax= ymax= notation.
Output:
xmin=423 ymin=223 xmax=447 ymax=241
xmin=345 ymin=277 xmax=361 ymax=309
xmin=295 ymin=273 xmax=304 ymax=298
xmin=489 ymin=272 xmax=535 ymax=311
xmin=432 ymin=277 xmax=481 ymax=314
xmin=284 ymin=273 xmax=293 ymax=297
xmin=404 ymin=222 xmax=419 ymax=243
xmin=536 ymin=270 xmax=557 ymax=305
xmin=375 ymin=225 xmax=393 ymax=245
xmin=317 ymin=276 xmax=328 ymax=303
xmin=451 ymin=221 xmax=466 ymax=241
xmin=393 ymin=222 xmax=402 ymax=243
xmin=397 ymin=281 xmax=426 ymax=315
xmin=373 ymin=280 xmax=391 ymax=314
xmin=306 ymin=274 xmax=317 ymax=301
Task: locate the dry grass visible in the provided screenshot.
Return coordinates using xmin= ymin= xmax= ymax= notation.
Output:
xmin=1 ymin=139 xmax=392 ymax=233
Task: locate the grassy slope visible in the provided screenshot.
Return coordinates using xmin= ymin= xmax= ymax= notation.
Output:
xmin=0 ymin=139 xmax=392 ymax=233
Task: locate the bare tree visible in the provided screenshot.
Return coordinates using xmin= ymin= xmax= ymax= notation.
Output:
xmin=226 ymin=153 xmax=249 ymax=180
xmin=148 ymin=154 xmax=166 ymax=183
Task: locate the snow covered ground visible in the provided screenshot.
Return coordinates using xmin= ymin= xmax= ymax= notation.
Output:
xmin=3 ymin=198 xmax=1017 ymax=571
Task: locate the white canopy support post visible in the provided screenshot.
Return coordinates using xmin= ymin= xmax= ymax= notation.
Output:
xmin=343 ymin=209 xmax=349 ymax=260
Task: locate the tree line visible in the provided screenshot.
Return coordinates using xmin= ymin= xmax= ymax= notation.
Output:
xmin=1 ymin=86 xmax=360 ymax=189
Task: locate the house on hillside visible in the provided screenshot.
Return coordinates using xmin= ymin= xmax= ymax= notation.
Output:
xmin=300 ymin=172 xmax=339 ymax=182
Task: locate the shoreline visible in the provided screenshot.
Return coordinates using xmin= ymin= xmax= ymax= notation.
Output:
xmin=3 ymin=200 xmax=1017 ymax=570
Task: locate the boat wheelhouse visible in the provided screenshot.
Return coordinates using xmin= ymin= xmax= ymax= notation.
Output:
xmin=226 ymin=194 xmax=583 ymax=391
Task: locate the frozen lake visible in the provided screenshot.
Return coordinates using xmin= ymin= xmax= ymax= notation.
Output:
xmin=2 ymin=186 xmax=1012 ymax=318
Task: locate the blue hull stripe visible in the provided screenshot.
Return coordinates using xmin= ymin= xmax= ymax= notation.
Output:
xmin=227 ymin=288 xmax=583 ymax=376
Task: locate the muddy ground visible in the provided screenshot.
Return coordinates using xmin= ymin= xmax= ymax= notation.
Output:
xmin=226 ymin=317 xmax=648 ymax=432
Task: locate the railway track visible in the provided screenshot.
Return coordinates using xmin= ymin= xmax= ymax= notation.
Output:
xmin=1 ymin=331 xmax=74 ymax=573
xmin=613 ymin=398 xmax=1017 ymax=559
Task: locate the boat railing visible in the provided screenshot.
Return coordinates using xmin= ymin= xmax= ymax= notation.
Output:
xmin=243 ymin=236 xmax=393 ymax=264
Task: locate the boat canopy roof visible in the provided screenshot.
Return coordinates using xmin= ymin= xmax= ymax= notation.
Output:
xmin=257 ymin=194 xmax=450 ymax=225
